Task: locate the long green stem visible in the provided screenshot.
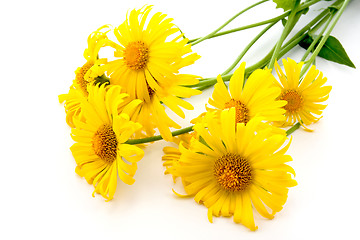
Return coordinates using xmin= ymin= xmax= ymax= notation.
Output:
xmin=189 ymin=12 xmax=289 ymax=44
xmin=125 ymin=126 xmax=194 ymax=145
xmin=191 ymin=0 xmax=269 ymax=46
xmin=300 ymin=14 xmax=334 ymax=62
xmin=268 ymin=0 xmax=301 ymax=69
xmin=222 ymin=21 xmax=278 ymax=75
xmin=188 ymin=0 xmax=322 ymax=44
xmin=300 ymin=0 xmax=350 ymax=76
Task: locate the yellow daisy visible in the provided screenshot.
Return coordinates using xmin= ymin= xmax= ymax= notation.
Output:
xmin=208 ymin=62 xmax=287 ymax=125
xmin=171 ymin=108 xmax=297 ymax=230
xmin=274 ymin=58 xmax=332 ymax=129
xmin=59 ymin=25 xmax=110 ymax=127
xmin=105 ymin=5 xmax=200 ymax=100
xmin=104 ymin=6 xmax=201 ymax=140
xmin=70 ymin=84 xmax=144 ymax=201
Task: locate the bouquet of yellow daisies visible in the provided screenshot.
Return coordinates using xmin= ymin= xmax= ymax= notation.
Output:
xmin=59 ymin=0 xmax=353 ymax=231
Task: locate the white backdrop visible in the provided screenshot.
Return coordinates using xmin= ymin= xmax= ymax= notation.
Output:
xmin=1 ymin=0 xmax=359 ymax=239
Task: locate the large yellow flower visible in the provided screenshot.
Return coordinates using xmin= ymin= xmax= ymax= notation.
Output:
xmin=170 ymin=109 xmax=296 ymax=230
xmin=105 ymin=5 xmax=200 ymax=100
xmin=59 ymin=26 xmax=110 ymax=127
xmin=274 ymin=58 xmax=332 ymax=129
xmin=208 ymin=62 xmax=287 ymax=125
xmin=104 ymin=6 xmax=201 ymax=141
xmin=70 ymin=84 xmax=144 ymax=201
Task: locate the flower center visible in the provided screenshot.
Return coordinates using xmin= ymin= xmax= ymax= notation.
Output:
xmin=92 ymin=124 xmax=118 ymax=163
xmin=224 ymin=99 xmax=250 ymax=124
xmin=75 ymin=60 xmax=94 ymax=96
xmin=280 ymin=90 xmax=303 ymax=112
xmin=214 ymin=153 xmax=252 ymax=192
xmin=124 ymin=41 xmax=149 ymax=70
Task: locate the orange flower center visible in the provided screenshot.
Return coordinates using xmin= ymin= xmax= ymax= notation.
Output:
xmin=124 ymin=41 xmax=149 ymax=70
xmin=224 ymin=99 xmax=250 ymax=124
xmin=214 ymin=153 xmax=252 ymax=192
xmin=75 ymin=60 xmax=94 ymax=96
xmin=92 ymin=124 xmax=118 ymax=163
xmin=280 ymin=90 xmax=303 ymax=112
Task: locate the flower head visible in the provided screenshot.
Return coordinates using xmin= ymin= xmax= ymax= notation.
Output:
xmin=70 ymin=84 xmax=144 ymax=201
xmin=106 ymin=6 xmax=200 ymax=100
xmin=170 ymin=108 xmax=296 ymax=230
xmin=274 ymin=58 xmax=332 ymax=129
xmin=104 ymin=6 xmax=201 ymax=140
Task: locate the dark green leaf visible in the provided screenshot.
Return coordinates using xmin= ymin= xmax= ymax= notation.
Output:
xmin=299 ymin=34 xmax=356 ymax=68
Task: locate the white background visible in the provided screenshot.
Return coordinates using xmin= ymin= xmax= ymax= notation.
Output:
xmin=1 ymin=0 xmax=360 ymax=239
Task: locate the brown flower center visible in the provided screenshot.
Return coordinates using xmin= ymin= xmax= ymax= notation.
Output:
xmin=280 ymin=90 xmax=303 ymax=112
xmin=92 ymin=124 xmax=118 ymax=163
xmin=214 ymin=153 xmax=252 ymax=192
xmin=124 ymin=41 xmax=149 ymax=70
xmin=75 ymin=60 xmax=94 ymax=96
xmin=224 ymin=99 xmax=250 ymax=124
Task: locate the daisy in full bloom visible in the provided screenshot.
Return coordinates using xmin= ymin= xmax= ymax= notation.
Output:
xmin=59 ymin=25 xmax=110 ymax=127
xmin=104 ymin=6 xmax=201 ymax=141
xmin=170 ymin=108 xmax=297 ymax=230
xmin=70 ymin=84 xmax=144 ymax=201
xmin=207 ymin=62 xmax=287 ymax=126
xmin=274 ymin=58 xmax=332 ymax=129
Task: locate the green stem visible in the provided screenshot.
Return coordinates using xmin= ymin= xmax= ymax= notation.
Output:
xmin=300 ymin=0 xmax=350 ymax=77
xmin=286 ymin=122 xmax=301 ymax=136
xmin=191 ymin=0 xmax=269 ymax=46
xmin=189 ymin=12 xmax=289 ymax=44
xmin=300 ymin=14 xmax=334 ymax=63
xmin=268 ymin=0 xmax=301 ymax=69
xmin=222 ymin=21 xmax=278 ymax=75
xmin=125 ymin=126 xmax=194 ymax=145
xmin=188 ymin=0 xmax=321 ymax=44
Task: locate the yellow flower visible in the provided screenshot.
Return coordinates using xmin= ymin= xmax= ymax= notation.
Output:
xmin=70 ymin=84 xmax=144 ymax=201
xmin=59 ymin=26 xmax=110 ymax=127
xmin=171 ymin=108 xmax=296 ymax=230
xmin=106 ymin=5 xmax=200 ymax=101
xmin=208 ymin=62 xmax=287 ymax=125
xmin=104 ymin=6 xmax=201 ymax=140
xmin=274 ymin=58 xmax=332 ymax=129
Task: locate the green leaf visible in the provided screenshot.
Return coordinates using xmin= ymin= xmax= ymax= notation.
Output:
xmin=273 ymin=0 xmax=297 ymax=11
xmin=299 ymin=34 xmax=356 ymax=68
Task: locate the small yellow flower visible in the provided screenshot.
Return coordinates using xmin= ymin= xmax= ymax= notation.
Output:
xmin=103 ymin=6 xmax=201 ymax=141
xmin=170 ymin=108 xmax=296 ymax=230
xmin=59 ymin=26 xmax=110 ymax=127
xmin=70 ymin=84 xmax=144 ymax=201
xmin=274 ymin=58 xmax=332 ymax=129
